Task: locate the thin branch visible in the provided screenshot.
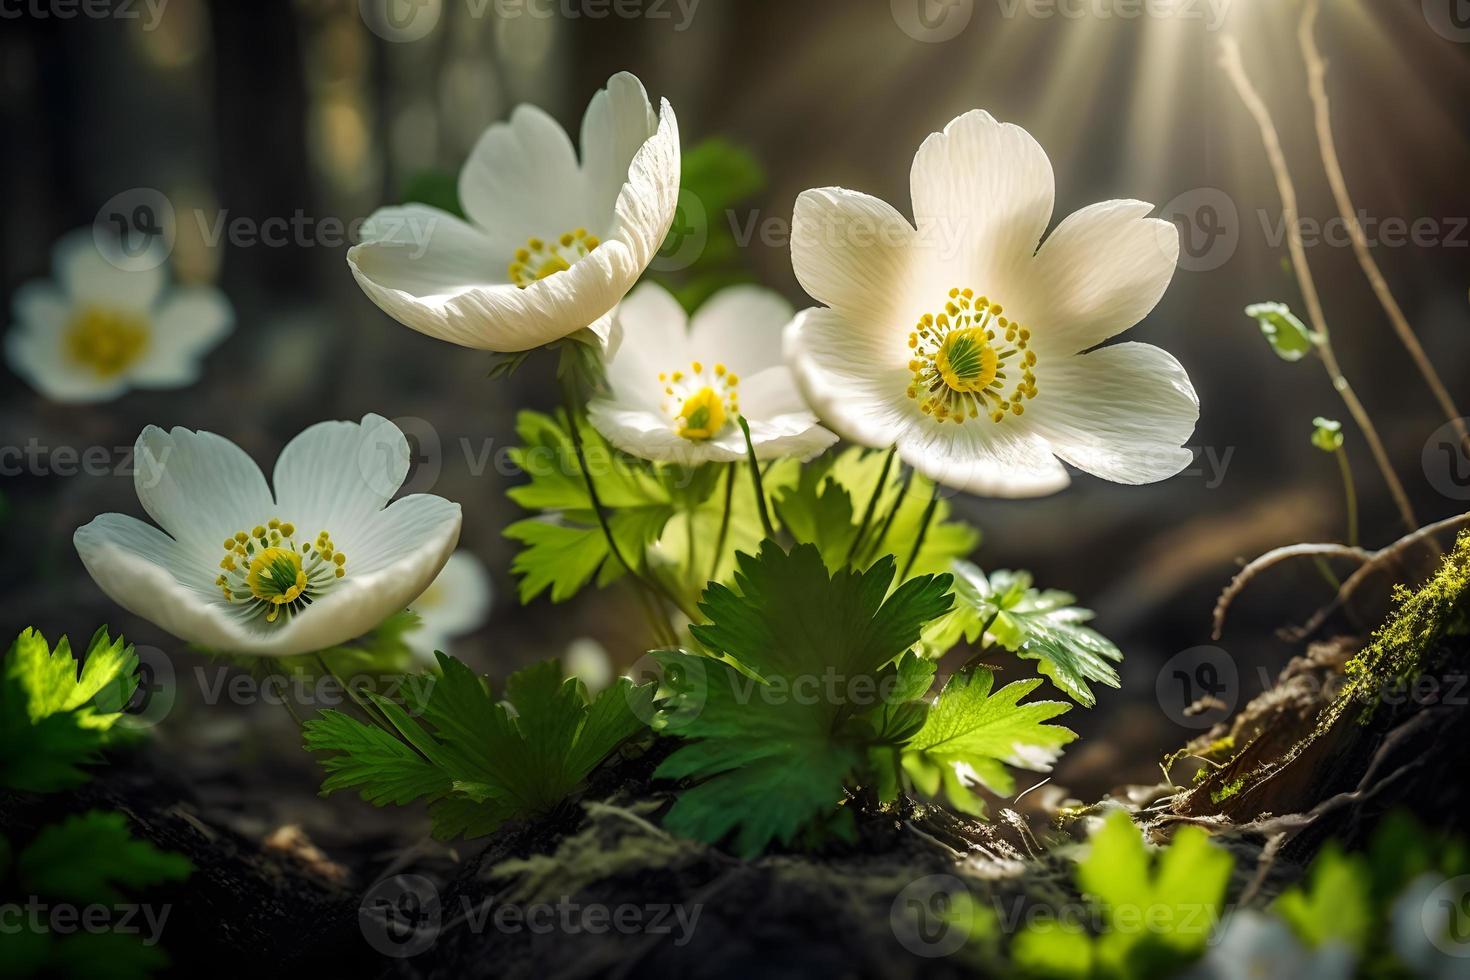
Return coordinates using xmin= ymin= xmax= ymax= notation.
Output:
xmin=1219 ymin=35 xmax=1418 ymax=535
xmin=1299 ymin=0 xmax=1468 ymax=450
xmin=1282 ymin=511 xmax=1470 ymax=641
xmin=1212 ymin=542 xmax=1374 ymax=640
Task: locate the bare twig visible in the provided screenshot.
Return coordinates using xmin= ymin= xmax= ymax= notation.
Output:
xmin=1299 ymin=0 xmax=1468 ymax=450
xmin=1212 ymin=543 xmax=1373 ymax=640
xmin=1219 ymin=36 xmax=1418 ymax=535
xmin=1282 ymin=511 xmax=1470 ymax=641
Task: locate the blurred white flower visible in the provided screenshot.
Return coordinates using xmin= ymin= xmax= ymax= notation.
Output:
xmin=1392 ymin=873 xmax=1470 ymax=978
xmin=785 ymin=110 xmax=1197 ymax=497
xmin=1187 ymin=911 xmax=1354 ymax=980
xmin=74 ymin=415 xmax=461 ymax=657
xmin=564 ymin=637 xmax=612 ymax=694
xmin=348 ymin=71 xmax=680 ymax=353
xmin=405 ymin=550 xmax=493 ymax=662
xmin=588 ymin=283 xmax=836 ymax=464
xmin=6 ymin=229 xmax=232 ymax=403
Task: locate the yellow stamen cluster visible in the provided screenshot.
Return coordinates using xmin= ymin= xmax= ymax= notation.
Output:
xmin=905 ymin=287 xmax=1038 ymax=424
xmin=508 ymin=228 xmax=601 ymax=288
xmin=215 ymin=518 xmax=347 ymax=624
xmin=659 ymin=360 xmax=740 ymax=441
xmin=64 ymin=307 xmax=150 ymax=378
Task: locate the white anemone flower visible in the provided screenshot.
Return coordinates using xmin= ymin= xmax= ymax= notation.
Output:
xmin=347 ymin=71 xmax=679 ymax=353
xmin=404 ymin=550 xmax=493 ymax=662
xmin=74 ymin=415 xmax=461 ymax=657
xmin=588 ymin=283 xmax=837 ymax=464
xmin=6 ymin=229 xmax=232 ymax=403
xmin=785 ymin=110 xmax=1198 ymax=497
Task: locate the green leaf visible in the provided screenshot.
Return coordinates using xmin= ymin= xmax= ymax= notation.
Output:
xmin=1074 ymin=810 xmax=1233 ymax=975
xmin=48 ymin=931 xmax=171 ymax=980
xmin=0 ymin=628 xmax=141 ymax=792
xmin=18 ymin=811 xmax=191 ymax=905
xmin=900 ymin=667 xmax=1075 ymax=815
xmin=935 ymin=564 xmax=1123 ymax=707
xmin=306 ymin=654 xmax=653 ymax=840
xmin=787 ymin=447 xmax=978 ymax=576
xmin=772 ymin=456 xmax=858 ymax=571
xmin=1272 ymin=843 xmax=1372 ymax=954
xmin=654 ymin=542 xmax=955 ymax=856
xmin=650 ymin=137 xmax=767 ymax=312
xmin=1246 ymin=301 xmax=1318 ymax=362
xmin=505 ymin=410 xmax=685 ymax=604
xmin=1310 ymin=416 xmax=1344 ymax=453
xmin=690 ymin=542 xmax=954 ymax=696
xmin=302 ymin=709 xmax=451 ymax=805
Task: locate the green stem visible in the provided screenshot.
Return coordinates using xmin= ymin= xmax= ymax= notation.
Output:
xmin=708 ymin=461 xmax=736 ymax=585
xmin=1335 ymin=446 xmax=1359 ymax=549
xmin=864 ymin=465 xmax=915 ymax=566
xmin=899 ymin=483 xmax=941 ymax=581
xmin=315 ymin=654 xmax=389 ymax=733
xmin=559 ymin=374 xmax=675 ymax=610
xmin=846 ymin=447 xmax=896 ymax=565
xmin=738 ymin=416 xmax=776 ymax=541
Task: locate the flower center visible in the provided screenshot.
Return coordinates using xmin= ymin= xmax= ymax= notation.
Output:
xmin=659 ymin=360 xmax=740 ymax=442
xmin=215 ymin=519 xmax=347 ymax=624
xmin=64 ymin=307 xmax=150 ymax=378
xmin=906 ymin=287 xmax=1038 ymax=424
xmin=507 ymin=228 xmax=600 ymax=288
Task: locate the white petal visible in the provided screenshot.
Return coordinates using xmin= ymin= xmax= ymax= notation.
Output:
xmin=783 ymin=307 xmax=912 ymax=449
xmin=909 ymin=110 xmax=1055 ymax=283
xmin=1028 ymin=343 xmax=1199 ymax=484
xmin=76 ymin=499 xmax=460 ymax=658
xmin=129 ymin=286 xmax=234 ymax=388
xmin=12 ymin=280 xmax=69 ymax=328
xmin=607 ymin=92 xmax=680 ymax=273
xmin=734 ymin=364 xmax=810 ymax=419
xmin=687 ymin=285 xmax=791 ymax=375
xmin=133 ymin=425 xmax=274 ymax=555
xmin=410 ymin=550 xmax=493 ymax=637
xmin=579 ymin=72 xmax=662 ymax=231
xmin=897 ymin=416 xmax=1070 ymax=498
xmin=349 ymin=230 xmax=641 ymax=352
xmin=603 ymin=282 xmax=692 ymax=412
xmin=343 ymin=492 xmax=462 ymax=582
xmin=714 ymin=410 xmax=838 ymax=462
xmin=586 ymin=401 xmax=734 ymax=465
xmin=5 ymin=290 xmax=127 ymax=404
xmin=564 ymin=638 xmax=613 ymax=694
xmin=272 ymin=414 xmax=409 ymax=540
xmin=1025 ymin=200 xmax=1179 ymax=356
xmin=792 ymin=187 xmax=920 ymax=327
xmin=53 ymin=228 xmax=166 ymax=313
xmin=458 ymin=104 xmax=593 ymax=248
xmin=75 ymin=513 xmax=264 ymax=651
